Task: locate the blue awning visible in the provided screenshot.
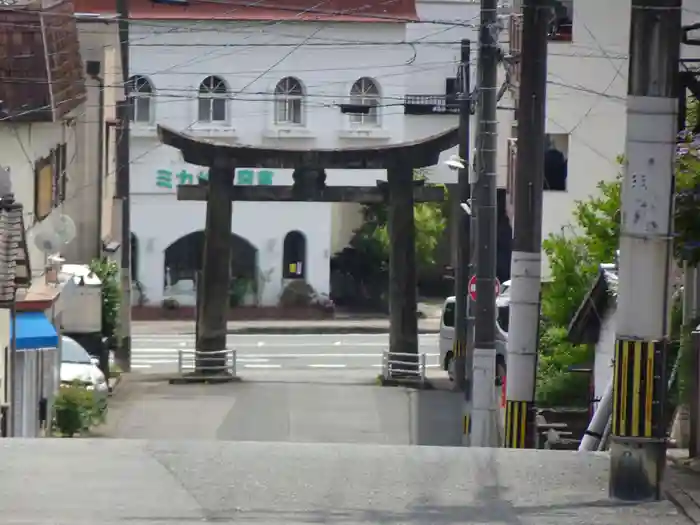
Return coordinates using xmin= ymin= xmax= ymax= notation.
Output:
xmin=11 ymin=312 xmax=59 ymax=350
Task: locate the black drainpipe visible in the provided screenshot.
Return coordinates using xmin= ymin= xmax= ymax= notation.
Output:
xmin=86 ymin=60 xmax=105 ymax=259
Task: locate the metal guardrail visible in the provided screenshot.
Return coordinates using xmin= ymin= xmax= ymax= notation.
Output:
xmin=381 ymin=350 xmax=427 ymax=384
xmin=177 ymin=349 xmax=237 ymax=376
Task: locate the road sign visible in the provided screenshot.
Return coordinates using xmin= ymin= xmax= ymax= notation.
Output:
xmin=468 ymin=275 xmax=500 ymax=302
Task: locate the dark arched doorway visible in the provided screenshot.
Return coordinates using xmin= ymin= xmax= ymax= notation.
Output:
xmin=282 ymin=230 xmax=306 ymax=279
xmin=163 ymin=231 xmax=258 ymax=306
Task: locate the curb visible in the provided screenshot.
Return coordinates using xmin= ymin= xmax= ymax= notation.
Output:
xmin=107 ymin=374 xmax=122 ymax=395
xmin=168 ymin=374 xmax=242 ymax=385
xmin=377 ymin=375 xmax=435 ymax=390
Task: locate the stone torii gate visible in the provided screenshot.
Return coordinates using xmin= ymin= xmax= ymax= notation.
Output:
xmin=157 ymin=124 xmax=458 ymax=377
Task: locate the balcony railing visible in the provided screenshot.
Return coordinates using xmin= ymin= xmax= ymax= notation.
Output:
xmin=403 ymin=94 xmax=459 ymax=115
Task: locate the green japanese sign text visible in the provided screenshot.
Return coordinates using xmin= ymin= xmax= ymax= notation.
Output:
xmin=155 ymin=168 xmax=274 ymax=189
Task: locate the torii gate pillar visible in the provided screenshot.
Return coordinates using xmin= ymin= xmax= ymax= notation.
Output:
xmin=196 ymin=158 xmax=235 ymax=373
xmin=158 ymin=125 xmax=458 ymax=378
xmin=387 ymin=164 xmax=419 ymax=359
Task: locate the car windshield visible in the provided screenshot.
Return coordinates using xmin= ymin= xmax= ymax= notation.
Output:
xmin=61 ymin=337 xmax=92 ymax=364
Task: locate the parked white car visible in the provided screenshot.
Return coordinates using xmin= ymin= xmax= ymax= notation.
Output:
xmin=60 ymin=336 xmax=109 ymax=402
xmin=439 ymin=287 xmax=510 ymax=382
xmin=495 ymin=279 xmax=511 ymax=309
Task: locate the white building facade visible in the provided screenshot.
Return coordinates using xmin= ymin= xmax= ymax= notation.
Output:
xmin=124 ymin=0 xmax=484 ymax=307
xmin=506 ymin=0 xmax=626 ymax=278
xmin=507 ymin=0 xmax=700 ymax=277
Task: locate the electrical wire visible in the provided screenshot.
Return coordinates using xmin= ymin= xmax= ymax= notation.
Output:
xmin=1 ymin=0 xmax=637 ymax=201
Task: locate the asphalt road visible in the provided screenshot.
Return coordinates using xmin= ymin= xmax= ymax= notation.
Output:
xmin=1 ymin=439 xmax=689 ymax=525
xmin=128 ymin=333 xmax=442 ymax=374
xmin=103 ymin=373 xmax=463 ymax=445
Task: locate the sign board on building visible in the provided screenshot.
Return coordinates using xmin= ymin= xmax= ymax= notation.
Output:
xmin=153 ymin=168 xmax=275 ymax=189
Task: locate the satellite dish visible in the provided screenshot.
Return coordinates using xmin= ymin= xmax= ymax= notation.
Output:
xmin=30 ymin=222 xmax=63 ymax=255
xmin=50 ymin=214 xmax=77 ymax=244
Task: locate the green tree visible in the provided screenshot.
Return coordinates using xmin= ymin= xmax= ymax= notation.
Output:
xmin=89 ymin=258 xmax=121 ymax=342
xmin=536 ymin=325 xmax=594 ymax=407
xmin=537 ymin=174 xmax=622 ymax=405
xmin=541 ymin=176 xmax=622 ymax=327
xmin=573 ymin=175 xmax=621 ymax=264
xmin=350 ymin=171 xmax=446 ymax=272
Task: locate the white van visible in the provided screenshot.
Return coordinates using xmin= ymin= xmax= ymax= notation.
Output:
xmin=439 ymin=281 xmax=510 ymax=382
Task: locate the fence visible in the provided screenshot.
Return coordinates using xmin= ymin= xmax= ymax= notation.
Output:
xmin=381 ymin=350 xmax=427 ymax=384
xmin=177 ymin=349 xmax=237 ymax=376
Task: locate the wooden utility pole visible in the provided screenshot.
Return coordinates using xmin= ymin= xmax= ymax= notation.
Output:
xmin=114 ymin=0 xmax=131 ymax=372
xmin=469 ymin=0 xmax=500 ymax=447
xmin=453 ymin=39 xmax=471 ymax=393
xmin=610 ymin=0 xmax=681 ymax=501
xmin=503 ymin=0 xmax=548 ymax=449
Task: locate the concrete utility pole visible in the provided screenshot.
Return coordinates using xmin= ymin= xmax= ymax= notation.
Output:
xmin=114 ymin=0 xmax=131 ymax=372
xmin=686 ymin=264 xmax=700 ymax=458
xmin=503 ymin=0 xmax=548 ymax=449
xmin=470 ymin=0 xmax=500 ymax=447
xmin=452 ymin=38 xmax=471 ymax=392
xmin=610 ymin=0 xmax=681 ymax=501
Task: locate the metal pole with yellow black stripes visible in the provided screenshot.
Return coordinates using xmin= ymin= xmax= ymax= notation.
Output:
xmin=610 ymin=0 xmax=681 ymax=501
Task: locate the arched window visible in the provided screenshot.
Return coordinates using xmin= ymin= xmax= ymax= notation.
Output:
xmin=126 ymin=75 xmax=153 ymax=123
xmin=198 ymin=75 xmax=228 ymax=123
xmin=282 ymin=231 xmax=306 ymax=279
xmin=349 ymin=77 xmax=380 ymax=126
xmin=274 ymin=77 xmax=304 ymax=125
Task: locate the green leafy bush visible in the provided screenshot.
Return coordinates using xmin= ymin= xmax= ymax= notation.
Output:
xmin=89 ymin=258 xmax=121 ymax=342
xmin=536 ymin=325 xmax=593 ymax=407
xmin=53 ymin=383 xmax=106 ymax=437
xmin=537 ymin=175 xmax=621 ymax=406
xmin=350 ymin=171 xmax=446 ymax=273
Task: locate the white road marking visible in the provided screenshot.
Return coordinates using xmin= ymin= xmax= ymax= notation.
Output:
xmin=129 ymin=359 xmax=180 ymax=364
xmin=132 ymin=342 xmax=410 ymax=348
xmin=130 ymin=348 xmax=189 ymax=353
xmin=131 ymin=364 xmax=153 ymax=369
xmin=237 ymin=353 xmax=439 ymax=358
xmin=130 ymin=351 xmax=439 ymax=358
xmin=236 ymin=358 xmax=270 ymax=363
xmin=308 ymin=364 xmax=347 ymax=368
xmin=244 ymin=364 xmax=281 ymax=369
xmin=134 ymin=333 xmax=439 ymax=340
